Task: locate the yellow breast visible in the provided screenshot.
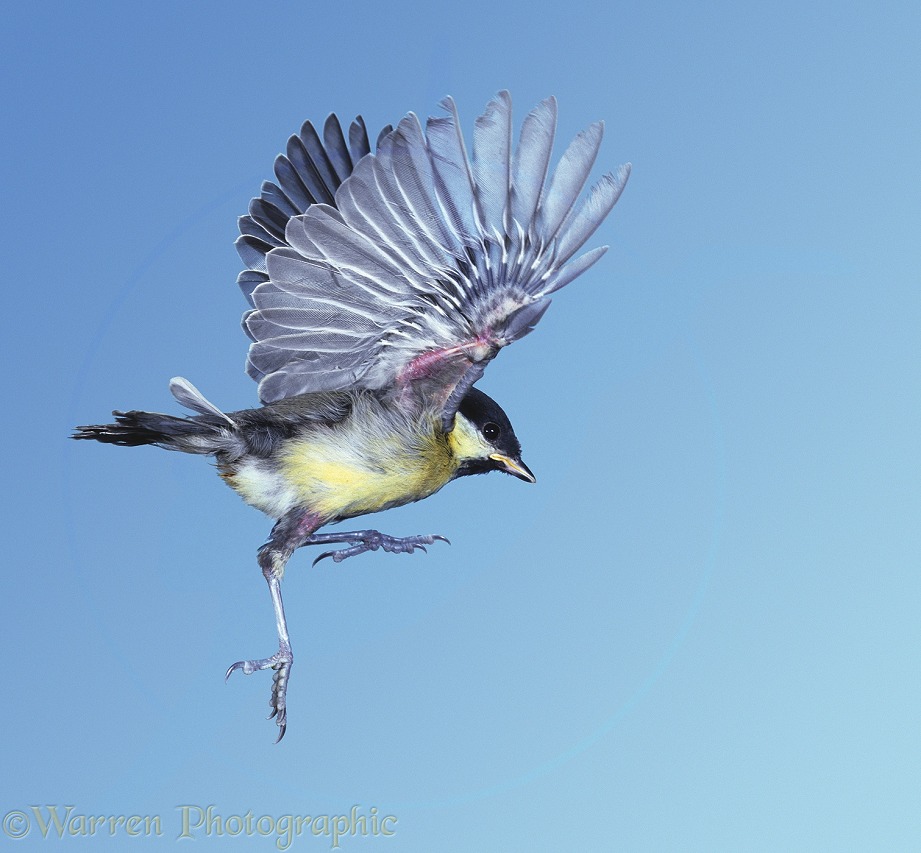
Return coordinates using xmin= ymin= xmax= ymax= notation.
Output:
xmin=279 ymin=414 xmax=456 ymax=520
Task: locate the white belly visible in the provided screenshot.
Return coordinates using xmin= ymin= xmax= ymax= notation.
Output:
xmin=226 ymin=459 xmax=300 ymax=518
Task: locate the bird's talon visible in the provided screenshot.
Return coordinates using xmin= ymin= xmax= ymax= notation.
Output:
xmin=308 ymin=530 xmax=451 ymax=563
xmin=225 ymin=660 xmax=250 ymax=680
xmin=225 ymin=645 xmax=291 ymax=740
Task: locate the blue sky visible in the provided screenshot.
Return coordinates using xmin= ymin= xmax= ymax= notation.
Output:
xmin=2 ymin=1 xmax=920 ymax=849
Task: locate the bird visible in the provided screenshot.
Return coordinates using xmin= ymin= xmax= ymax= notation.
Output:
xmin=73 ymin=91 xmax=630 ymax=741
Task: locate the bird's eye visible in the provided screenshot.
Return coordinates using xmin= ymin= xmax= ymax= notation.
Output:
xmin=482 ymin=422 xmax=501 ymax=442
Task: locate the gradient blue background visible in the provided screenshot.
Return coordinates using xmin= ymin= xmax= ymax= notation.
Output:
xmin=3 ymin=1 xmax=920 ymax=849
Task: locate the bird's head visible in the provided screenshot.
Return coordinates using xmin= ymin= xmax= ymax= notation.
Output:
xmin=449 ymin=387 xmax=535 ymax=483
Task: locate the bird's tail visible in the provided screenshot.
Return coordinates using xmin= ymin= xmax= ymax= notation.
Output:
xmin=72 ymin=409 xmax=230 ymax=454
xmin=73 ymin=377 xmax=239 ymax=456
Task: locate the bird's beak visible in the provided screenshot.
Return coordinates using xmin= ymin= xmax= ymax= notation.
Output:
xmin=490 ymin=453 xmax=536 ymax=484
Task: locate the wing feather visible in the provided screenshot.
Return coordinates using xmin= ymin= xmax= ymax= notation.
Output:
xmin=551 ymin=165 xmax=631 ymax=270
xmin=534 ymin=121 xmax=604 ymax=243
xmin=473 ymin=90 xmax=512 ymax=239
xmin=287 ymin=126 xmax=337 ymax=205
xmin=349 ymin=117 xmax=372 ymax=161
xmin=238 ymin=215 xmax=284 ymax=247
xmin=510 ymin=97 xmax=557 ymax=230
xmin=538 ymin=245 xmax=609 ymax=296
xmin=236 ymin=235 xmax=270 ymax=274
xmin=425 ymin=99 xmax=482 ymax=249
xmin=271 ymin=156 xmax=316 ymax=212
xmin=238 ymin=269 xmax=268 ymax=309
xmin=322 ymin=114 xmax=353 ymax=183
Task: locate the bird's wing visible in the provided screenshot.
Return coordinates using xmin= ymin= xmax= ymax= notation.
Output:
xmin=242 ymin=92 xmax=630 ymax=429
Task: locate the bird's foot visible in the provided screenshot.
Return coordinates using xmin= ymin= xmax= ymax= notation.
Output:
xmin=225 ymin=642 xmax=292 ymax=742
xmin=311 ymin=531 xmax=450 ymax=565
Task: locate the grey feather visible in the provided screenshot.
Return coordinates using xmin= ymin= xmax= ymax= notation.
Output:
xmin=272 ymin=155 xmax=316 ymax=212
xmin=534 ymin=121 xmax=604 ymax=243
xmin=288 ymin=126 xmax=337 ymax=204
xmin=551 ymin=166 xmax=630 ymax=270
xmin=257 ymin=364 xmax=364 ymax=401
xmin=231 ymin=390 xmax=354 ymax=428
xmin=236 ymin=236 xmax=270 ymax=273
xmin=251 ymin=197 xmax=292 ymax=236
xmin=425 ymin=99 xmax=482 ymax=248
xmin=473 ymin=90 xmax=512 ymax=238
xmin=238 ymin=215 xmax=285 ymax=248
xmin=501 ymin=298 xmax=552 ymax=340
xmin=375 ymin=124 xmax=394 ymax=149
xmin=259 ymin=181 xmax=300 ymax=219
xmin=323 ymin=114 xmax=352 ymax=182
xmin=349 ymin=117 xmax=371 ymax=161
xmin=169 ymin=377 xmax=236 ymax=427
xmin=510 ymin=97 xmax=557 ymax=230
xmin=238 ymin=269 xmax=268 ymax=309
xmin=538 ymin=245 xmax=608 ymax=296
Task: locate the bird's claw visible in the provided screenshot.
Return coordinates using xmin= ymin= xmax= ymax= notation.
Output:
xmin=225 ymin=645 xmax=291 ymax=742
xmin=311 ymin=532 xmax=450 ymax=566
xmin=267 ymin=664 xmax=289 ymax=741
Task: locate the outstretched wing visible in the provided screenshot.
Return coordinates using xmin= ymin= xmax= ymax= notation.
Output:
xmin=242 ymin=92 xmax=630 ymax=428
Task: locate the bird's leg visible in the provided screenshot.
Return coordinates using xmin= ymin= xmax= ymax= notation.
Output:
xmin=225 ymin=514 xmax=448 ymax=738
xmin=225 ymin=509 xmax=321 ymax=742
xmin=305 ymin=530 xmax=450 ymax=565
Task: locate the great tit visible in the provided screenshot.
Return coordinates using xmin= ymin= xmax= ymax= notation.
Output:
xmin=74 ymin=92 xmax=630 ymax=740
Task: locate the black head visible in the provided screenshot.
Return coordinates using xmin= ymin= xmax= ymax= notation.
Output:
xmin=453 ymin=387 xmax=535 ymax=482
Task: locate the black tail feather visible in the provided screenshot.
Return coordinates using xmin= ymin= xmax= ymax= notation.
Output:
xmin=72 ymin=410 xmax=225 ymax=453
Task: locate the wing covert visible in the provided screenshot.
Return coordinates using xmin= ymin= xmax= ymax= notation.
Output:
xmin=241 ymin=93 xmax=631 ymax=426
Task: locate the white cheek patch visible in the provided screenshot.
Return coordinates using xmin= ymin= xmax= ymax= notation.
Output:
xmin=449 ymin=416 xmax=494 ymax=461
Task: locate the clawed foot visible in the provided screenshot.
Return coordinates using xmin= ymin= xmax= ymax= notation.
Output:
xmin=225 ymin=643 xmax=292 ymax=742
xmin=311 ymin=531 xmax=450 ymax=565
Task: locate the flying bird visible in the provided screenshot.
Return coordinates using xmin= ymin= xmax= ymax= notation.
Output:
xmin=74 ymin=92 xmax=630 ymax=740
